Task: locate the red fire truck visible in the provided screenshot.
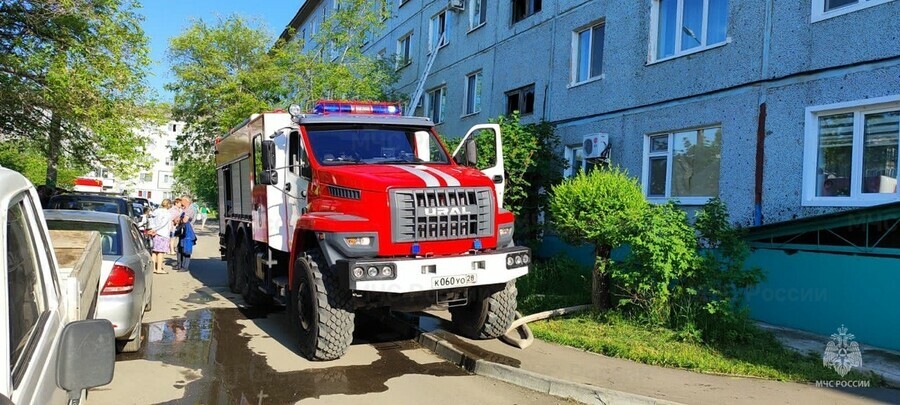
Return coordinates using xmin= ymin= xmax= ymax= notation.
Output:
xmin=215 ymin=101 xmax=530 ymax=360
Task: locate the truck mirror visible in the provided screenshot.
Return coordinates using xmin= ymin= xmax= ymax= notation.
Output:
xmin=259 ymin=170 xmax=279 ymax=185
xmin=262 ymin=140 xmax=277 ymax=171
xmin=464 ymin=138 xmax=477 ymax=167
xmin=57 ymin=319 xmax=116 ymax=397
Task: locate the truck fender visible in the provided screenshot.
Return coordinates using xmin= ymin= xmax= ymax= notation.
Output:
xmin=288 ymin=228 xmax=318 ymax=288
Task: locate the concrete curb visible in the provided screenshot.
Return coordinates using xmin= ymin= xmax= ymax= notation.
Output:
xmin=416 ymin=331 xmax=684 ymax=405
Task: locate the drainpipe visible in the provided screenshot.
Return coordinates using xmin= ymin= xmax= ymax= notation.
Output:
xmin=754 ymin=0 xmax=775 ymax=226
xmin=754 ymin=102 xmax=766 ymax=226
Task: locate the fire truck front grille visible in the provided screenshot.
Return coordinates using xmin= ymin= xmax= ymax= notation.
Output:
xmin=391 ymin=188 xmax=494 ymax=243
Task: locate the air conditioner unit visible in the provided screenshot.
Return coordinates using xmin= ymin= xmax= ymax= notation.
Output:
xmin=582 ymin=133 xmax=609 ymax=160
xmin=448 ymin=0 xmax=465 ymax=12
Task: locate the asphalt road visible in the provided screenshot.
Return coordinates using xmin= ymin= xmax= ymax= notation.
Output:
xmin=87 ymin=226 xmax=567 ymax=405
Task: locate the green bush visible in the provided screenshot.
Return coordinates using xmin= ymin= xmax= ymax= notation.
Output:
xmin=548 ymin=167 xmax=647 ymax=309
xmin=611 ymin=198 xmax=764 ymax=343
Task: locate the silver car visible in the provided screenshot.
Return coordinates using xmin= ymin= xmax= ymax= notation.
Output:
xmin=43 ymin=210 xmax=153 ymax=353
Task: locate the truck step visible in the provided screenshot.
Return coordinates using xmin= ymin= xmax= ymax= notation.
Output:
xmin=272 ymin=276 xmax=289 ymax=288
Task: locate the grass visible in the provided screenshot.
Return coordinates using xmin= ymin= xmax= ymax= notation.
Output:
xmin=528 ymin=311 xmax=883 ymax=384
xmin=518 ymin=257 xmax=883 ymax=385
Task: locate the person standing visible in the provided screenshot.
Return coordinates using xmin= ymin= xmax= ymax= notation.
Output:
xmin=169 ymin=198 xmax=184 ymax=255
xmin=148 ymin=199 xmax=174 ymax=274
xmin=199 ymin=205 xmax=210 ymax=230
xmin=176 ymin=216 xmax=197 ymax=271
xmin=181 ymin=196 xmax=197 ymax=224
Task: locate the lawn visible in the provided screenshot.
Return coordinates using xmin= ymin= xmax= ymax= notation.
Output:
xmin=518 ymin=258 xmax=883 ymax=385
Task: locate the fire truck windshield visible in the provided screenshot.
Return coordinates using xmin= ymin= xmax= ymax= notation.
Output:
xmin=306 ymin=127 xmax=451 ymax=165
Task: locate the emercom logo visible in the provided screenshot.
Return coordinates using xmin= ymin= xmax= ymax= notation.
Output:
xmin=823 ymin=325 xmax=863 ymax=377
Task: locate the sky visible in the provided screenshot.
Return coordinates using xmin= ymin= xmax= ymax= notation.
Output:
xmin=138 ymin=1 xmax=302 ymax=101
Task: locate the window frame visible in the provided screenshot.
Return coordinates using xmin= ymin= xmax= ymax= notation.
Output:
xmin=641 ymin=125 xmax=723 ymax=205
xmin=802 ymin=95 xmax=900 ymax=207
xmin=429 ymin=9 xmax=450 ymax=52
xmin=563 ymin=145 xmax=589 ymax=178
xmin=425 ymin=86 xmax=448 ymax=124
xmin=571 ymin=21 xmax=606 ymax=86
xmin=511 ymin=0 xmax=542 ymax=24
xmin=648 ymin=0 xmax=730 ymax=64
xmin=396 ymin=32 xmax=413 ymax=70
xmin=505 ymin=84 xmax=536 ymax=116
xmin=811 ymin=0 xmax=895 ymax=22
xmin=463 ymin=70 xmax=483 ymax=116
xmin=468 ymin=0 xmax=487 ymax=32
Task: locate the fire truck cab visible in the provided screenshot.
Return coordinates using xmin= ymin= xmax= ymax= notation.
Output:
xmin=216 ymin=101 xmax=529 ymax=360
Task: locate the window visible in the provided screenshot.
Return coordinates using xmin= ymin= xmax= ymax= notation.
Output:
xmin=464 ymin=71 xmax=483 ymax=115
xmin=46 ymin=221 xmax=123 ymax=256
xmin=397 ymin=33 xmax=412 ymax=68
xmin=651 ymin=0 xmax=728 ymax=61
xmin=812 ymin=0 xmax=895 ymax=21
xmin=573 ymin=22 xmax=605 ymax=84
xmin=7 ymin=198 xmax=48 ymax=385
xmin=643 ymin=126 xmax=722 ymax=203
xmin=165 ymin=157 xmax=173 ymax=166
xmin=803 ymin=97 xmax=900 ymax=206
xmin=506 ymin=84 xmax=535 ymax=116
xmin=469 ymin=0 xmax=487 ymax=30
xmin=425 ymin=86 xmax=447 ymax=124
xmin=512 ymin=0 xmax=542 ymax=23
xmin=305 ymin=128 xmax=450 ymax=164
xmin=138 ymin=190 xmax=143 ymax=197
xmin=170 ymin=124 xmax=177 ymax=132
xmin=564 ymin=145 xmax=595 ymax=177
xmin=139 ymin=172 xmax=152 ymax=182
xmin=429 ymin=10 xmax=449 ymax=51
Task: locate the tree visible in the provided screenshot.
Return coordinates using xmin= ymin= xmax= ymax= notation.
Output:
xmin=167 ymin=5 xmax=398 ymax=201
xmin=0 ymin=0 xmax=152 ymax=188
xmin=549 ymin=167 xmax=648 ymax=309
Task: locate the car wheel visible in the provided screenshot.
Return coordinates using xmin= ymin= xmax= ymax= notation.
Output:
xmin=117 ymin=318 xmax=144 ymax=353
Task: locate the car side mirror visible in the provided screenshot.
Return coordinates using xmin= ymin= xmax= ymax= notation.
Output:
xmin=57 ymin=319 xmax=116 ymax=399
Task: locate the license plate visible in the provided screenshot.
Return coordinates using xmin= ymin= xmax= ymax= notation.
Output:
xmin=432 ymin=274 xmax=477 ymax=288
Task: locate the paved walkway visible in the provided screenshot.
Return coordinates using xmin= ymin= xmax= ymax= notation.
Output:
xmin=422 ymin=311 xmax=900 ymax=404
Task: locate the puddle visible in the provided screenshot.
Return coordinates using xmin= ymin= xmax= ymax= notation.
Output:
xmin=397 ymin=312 xmax=522 ymax=368
xmin=181 ymin=290 xmax=219 ymax=304
xmin=119 ymin=308 xmax=467 ymax=403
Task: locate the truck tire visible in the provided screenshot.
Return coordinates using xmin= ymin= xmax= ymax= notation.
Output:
xmin=226 ymin=233 xmax=238 ymax=293
xmin=238 ymin=236 xmax=272 ymax=307
xmin=291 ymin=248 xmax=354 ymax=361
xmin=450 ymin=282 xmax=518 ymax=339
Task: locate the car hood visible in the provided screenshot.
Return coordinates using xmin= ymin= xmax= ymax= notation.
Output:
xmin=316 ymin=164 xmax=495 ymax=192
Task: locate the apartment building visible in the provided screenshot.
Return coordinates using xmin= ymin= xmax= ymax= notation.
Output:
xmin=124 ymin=121 xmax=183 ymax=204
xmin=282 ymin=0 xmax=900 ymax=226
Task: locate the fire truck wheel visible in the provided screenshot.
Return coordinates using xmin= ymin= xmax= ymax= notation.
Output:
xmin=450 ymin=282 xmax=518 ymax=339
xmin=238 ymin=237 xmax=272 ymax=307
xmin=226 ymin=234 xmax=238 ymax=293
xmin=291 ymin=248 xmax=354 ymax=361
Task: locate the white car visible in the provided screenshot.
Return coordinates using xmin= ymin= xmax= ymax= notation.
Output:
xmin=43 ymin=210 xmax=153 ymax=353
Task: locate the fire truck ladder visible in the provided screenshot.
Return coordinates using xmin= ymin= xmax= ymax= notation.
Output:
xmin=406 ymin=32 xmax=445 ymax=117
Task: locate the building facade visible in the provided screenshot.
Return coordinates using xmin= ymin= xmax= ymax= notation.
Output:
xmin=283 ymin=0 xmax=899 ymax=226
xmin=123 ymin=121 xmax=183 ymax=204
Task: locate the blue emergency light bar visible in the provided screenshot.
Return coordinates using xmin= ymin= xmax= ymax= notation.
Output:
xmin=313 ymin=100 xmax=402 ymax=116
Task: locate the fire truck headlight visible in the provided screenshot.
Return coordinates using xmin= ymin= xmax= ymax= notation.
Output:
xmin=381 ymin=266 xmax=393 ymax=277
xmin=367 ymin=267 xmax=379 ymax=278
xmin=498 ymin=224 xmax=514 ymax=247
xmin=288 ymin=104 xmax=303 ymax=116
xmin=345 ymin=236 xmax=372 ymax=246
xmin=506 ymin=256 xmax=515 ymax=267
xmin=352 ymin=267 xmax=365 ymax=279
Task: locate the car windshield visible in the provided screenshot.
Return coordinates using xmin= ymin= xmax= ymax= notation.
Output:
xmin=305 ymin=126 xmax=450 ymax=165
xmin=45 ymin=220 xmax=123 ymax=256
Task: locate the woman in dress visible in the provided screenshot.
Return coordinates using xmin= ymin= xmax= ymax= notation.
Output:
xmin=149 ymin=199 xmax=174 ymax=274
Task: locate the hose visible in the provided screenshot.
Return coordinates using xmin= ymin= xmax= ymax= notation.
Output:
xmin=500 ymin=304 xmax=593 ymax=349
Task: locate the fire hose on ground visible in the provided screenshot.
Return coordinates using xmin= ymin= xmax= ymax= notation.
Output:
xmin=500 ymin=304 xmax=593 ymax=349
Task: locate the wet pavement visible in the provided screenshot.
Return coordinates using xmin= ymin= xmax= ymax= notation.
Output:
xmin=88 ymin=228 xmax=569 ymax=405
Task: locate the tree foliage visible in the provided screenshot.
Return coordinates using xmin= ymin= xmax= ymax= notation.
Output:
xmin=549 ymin=167 xmax=648 ymax=309
xmin=0 ymin=140 xmax=85 ymax=187
xmin=0 ymin=0 xmax=152 ymax=187
xmin=167 ymin=5 xmax=398 ymax=201
xmin=172 ymin=155 xmax=217 ymax=209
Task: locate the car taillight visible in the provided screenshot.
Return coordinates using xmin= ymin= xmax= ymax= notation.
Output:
xmin=101 ymin=264 xmax=135 ymax=295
